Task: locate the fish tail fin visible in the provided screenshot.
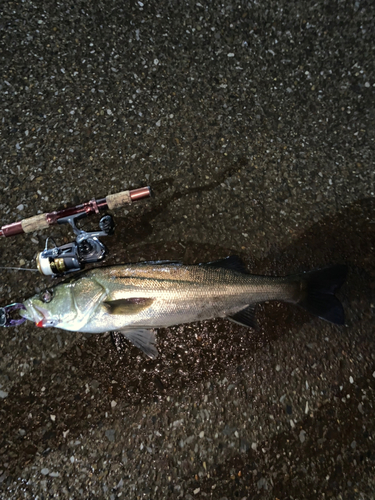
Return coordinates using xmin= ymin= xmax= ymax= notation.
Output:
xmin=297 ymin=265 xmax=348 ymax=325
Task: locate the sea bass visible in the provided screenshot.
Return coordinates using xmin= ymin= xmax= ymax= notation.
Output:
xmin=20 ymin=257 xmax=347 ymax=358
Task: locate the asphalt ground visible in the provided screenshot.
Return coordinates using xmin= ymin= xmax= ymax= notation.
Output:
xmin=0 ymin=0 xmax=374 ymax=498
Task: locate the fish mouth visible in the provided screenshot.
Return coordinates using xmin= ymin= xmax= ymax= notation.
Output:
xmin=19 ymin=302 xmax=59 ymax=328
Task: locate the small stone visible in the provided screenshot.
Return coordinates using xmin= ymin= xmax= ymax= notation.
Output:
xmin=90 ymin=380 xmax=100 ymax=390
xmin=251 ymin=442 xmax=257 ymax=451
xmin=299 ymin=430 xmax=306 ymax=443
xmin=50 ymin=415 xmax=56 ymax=422
xmin=19 ymin=258 xmax=26 ymax=266
xmin=275 ymin=364 xmax=281 ymax=372
xmin=227 ymin=53 xmax=235 ymax=57
xmin=199 ymin=431 xmax=204 ymax=438
xmin=49 ymin=472 xmax=59 ymax=477
xmin=365 ymin=82 xmax=370 ymax=87
xmin=105 ymin=429 xmax=116 ymax=442
xmin=257 ymin=477 xmax=267 ymax=489
xmin=111 ymin=400 xmax=117 ymax=408
xmin=41 ymin=468 xmax=49 ymax=476
xmin=0 ymin=390 xmax=8 ymax=399
xmin=349 ymin=376 xmax=354 ymax=384
xmin=194 ymin=488 xmax=200 ymax=494
xmin=17 ymin=204 xmax=24 ymax=211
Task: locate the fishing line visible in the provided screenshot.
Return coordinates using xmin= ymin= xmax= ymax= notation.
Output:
xmin=0 ymin=267 xmax=39 ymax=272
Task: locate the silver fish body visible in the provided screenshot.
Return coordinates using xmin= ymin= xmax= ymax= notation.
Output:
xmin=71 ymin=263 xmax=299 ymax=332
xmin=20 ymin=257 xmax=347 ymax=358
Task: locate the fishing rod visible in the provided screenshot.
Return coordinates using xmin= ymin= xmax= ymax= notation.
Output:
xmin=0 ymin=187 xmax=150 ymax=237
xmin=0 ymin=186 xmax=151 ymax=277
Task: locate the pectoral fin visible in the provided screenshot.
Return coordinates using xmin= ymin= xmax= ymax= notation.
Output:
xmin=112 ymin=329 xmax=158 ymax=359
xmin=103 ymin=297 xmax=153 ymax=315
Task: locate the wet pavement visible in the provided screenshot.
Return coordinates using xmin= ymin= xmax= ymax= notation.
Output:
xmin=1 ymin=0 xmax=375 ymax=498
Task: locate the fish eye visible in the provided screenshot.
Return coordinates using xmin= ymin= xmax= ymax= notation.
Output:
xmin=40 ymin=289 xmax=53 ymax=303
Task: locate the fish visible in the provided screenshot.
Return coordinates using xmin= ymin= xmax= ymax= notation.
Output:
xmin=20 ymin=257 xmax=347 ymax=359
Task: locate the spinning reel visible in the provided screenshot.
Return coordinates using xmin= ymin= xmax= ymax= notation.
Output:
xmin=36 ymin=213 xmax=115 ymax=276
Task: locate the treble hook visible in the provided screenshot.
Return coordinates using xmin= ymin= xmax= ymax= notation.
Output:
xmin=0 ymin=303 xmax=26 ymax=327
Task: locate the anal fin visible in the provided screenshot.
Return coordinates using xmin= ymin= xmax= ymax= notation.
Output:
xmin=115 ymin=328 xmax=159 ymax=359
xmin=228 ymin=305 xmax=258 ymax=330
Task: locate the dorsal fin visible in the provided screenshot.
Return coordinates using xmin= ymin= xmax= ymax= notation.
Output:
xmin=203 ymin=256 xmax=248 ymax=274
